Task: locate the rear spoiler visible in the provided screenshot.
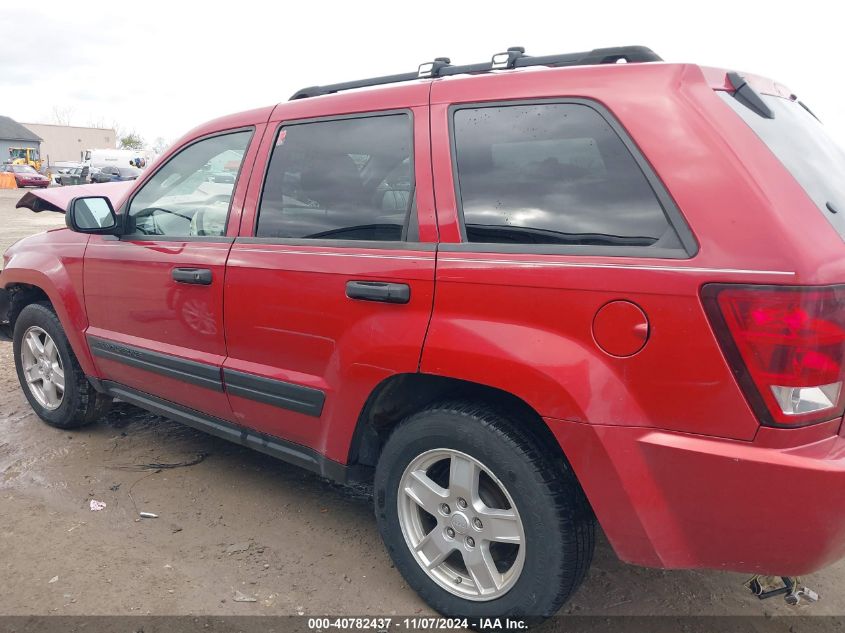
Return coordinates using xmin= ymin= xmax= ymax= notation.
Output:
xmin=15 ymin=181 xmax=133 ymax=214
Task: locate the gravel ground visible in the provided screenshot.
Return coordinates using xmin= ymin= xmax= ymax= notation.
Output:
xmin=1 ymin=187 xmax=843 ymax=627
xmin=0 ymin=189 xmax=67 ymax=255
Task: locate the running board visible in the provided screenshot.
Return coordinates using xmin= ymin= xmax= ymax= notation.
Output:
xmin=102 ymin=381 xmax=357 ymax=483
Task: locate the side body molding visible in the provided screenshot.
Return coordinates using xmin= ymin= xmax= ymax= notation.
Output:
xmin=84 ymin=334 xmax=326 ymax=417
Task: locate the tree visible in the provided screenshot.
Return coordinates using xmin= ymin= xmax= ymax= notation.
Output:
xmin=119 ymin=133 xmax=145 ymax=150
xmin=51 ymin=106 xmax=75 ymax=126
xmin=86 ymin=116 xmax=108 ymax=129
xmin=152 ymin=137 xmax=171 ymax=155
xmin=111 ymin=121 xmax=126 ymax=147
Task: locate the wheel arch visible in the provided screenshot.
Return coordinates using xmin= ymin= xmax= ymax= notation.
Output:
xmin=5 ymin=283 xmax=50 ymax=328
xmin=1 ymin=272 xmax=97 ymax=376
xmin=348 ymin=373 xmax=574 ymax=477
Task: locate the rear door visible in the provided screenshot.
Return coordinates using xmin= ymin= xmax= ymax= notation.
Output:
xmin=223 ymin=86 xmax=437 ymax=461
xmin=83 ymin=126 xmax=262 ymax=421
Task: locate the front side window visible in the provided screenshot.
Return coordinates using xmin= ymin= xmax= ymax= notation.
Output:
xmin=452 ymin=103 xmax=680 ymax=250
xmin=256 ymin=113 xmax=413 ymax=241
xmin=126 ymin=130 xmax=252 ymax=237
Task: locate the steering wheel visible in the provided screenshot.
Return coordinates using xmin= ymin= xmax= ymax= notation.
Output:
xmin=130 ymin=207 xmax=193 ymax=235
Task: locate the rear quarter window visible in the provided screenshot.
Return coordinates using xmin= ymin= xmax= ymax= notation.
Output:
xmin=450 ymin=101 xmax=690 ymax=256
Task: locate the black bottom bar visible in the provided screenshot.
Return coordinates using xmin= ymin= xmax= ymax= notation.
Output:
xmin=102 ymin=381 xmax=350 ymax=483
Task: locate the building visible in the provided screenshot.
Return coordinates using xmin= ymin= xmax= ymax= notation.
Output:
xmin=21 ymin=122 xmax=115 ymax=165
xmin=0 ymin=115 xmax=41 ymax=164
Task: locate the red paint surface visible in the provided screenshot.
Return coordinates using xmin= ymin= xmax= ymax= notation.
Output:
xmin=592 ymin=300 xmax=649 ymax=357
xmin=549 ymin=417 xmax=845 ymax=574
xmin=4 ymin=62 xmax=845 ymax=575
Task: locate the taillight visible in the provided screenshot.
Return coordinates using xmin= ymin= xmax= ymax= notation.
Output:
xmin=702 ymin=284 xmax=845 ymax=427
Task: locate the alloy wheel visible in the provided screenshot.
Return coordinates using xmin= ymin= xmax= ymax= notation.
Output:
xmin=20 ymin=326 xmax=65 ymax=410
xmin=397 ymin=448 xmax=526 ymax=601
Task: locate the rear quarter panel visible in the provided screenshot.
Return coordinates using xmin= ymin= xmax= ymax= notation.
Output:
xmin=422 ymin=63 xmax=817 ymax=441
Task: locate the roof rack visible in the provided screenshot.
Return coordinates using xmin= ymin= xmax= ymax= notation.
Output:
xmin=289 ymin=45 xmax=662 ymax=100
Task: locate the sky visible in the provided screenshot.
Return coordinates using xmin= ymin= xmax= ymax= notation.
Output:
xmin=2 ymin=0 xmax=845 ymax=148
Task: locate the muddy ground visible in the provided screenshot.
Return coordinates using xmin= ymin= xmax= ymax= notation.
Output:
xmin=1 ymin=188 xmax=843 ymax=625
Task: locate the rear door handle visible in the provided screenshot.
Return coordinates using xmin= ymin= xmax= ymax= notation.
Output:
xmin=346 ymin=281 xmax=410 ymax=304
xmin=172 ymin=267 xmax=213 ymax=285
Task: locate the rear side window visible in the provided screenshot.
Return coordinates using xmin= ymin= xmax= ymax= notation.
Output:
xmin=257 ymin=113 xmax=414 ymax=241
xmin=719 ymin=92 xmax=845 ymax=238
xmin=451 ymin=102 xmax=683 ymax=252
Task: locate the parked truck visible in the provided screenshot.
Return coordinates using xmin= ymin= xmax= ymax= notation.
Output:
xmin=82 ymin=148 xmax=151 ymax=171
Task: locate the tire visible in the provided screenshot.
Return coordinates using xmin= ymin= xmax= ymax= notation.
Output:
xmin=13 ymin=302 xmax=110 ymax=429
xmin=374 ymin=401 xmax=594 ymax=621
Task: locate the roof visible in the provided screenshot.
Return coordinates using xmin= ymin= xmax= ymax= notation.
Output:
xmin=0 ymin=116 xmax=42 ymax=143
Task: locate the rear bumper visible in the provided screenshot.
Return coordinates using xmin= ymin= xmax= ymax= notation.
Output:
xmin=549 ymin=418 xmax=845 ymax=575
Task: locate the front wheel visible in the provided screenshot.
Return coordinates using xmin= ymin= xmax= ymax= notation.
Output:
xmin=374 ymin=402 xmax=594 ymax=620
xmin=13 ymin=302 xmax=111 ymax=429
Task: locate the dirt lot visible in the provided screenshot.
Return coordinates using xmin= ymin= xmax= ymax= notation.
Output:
xmin=1 ymin=188 xmax=844 ymax=625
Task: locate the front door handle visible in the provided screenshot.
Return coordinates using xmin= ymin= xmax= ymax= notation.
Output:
xmin=172 ymin=267 xmax=213 ymax=285
xmin=346 ymin=280 xmax=410 ymax=304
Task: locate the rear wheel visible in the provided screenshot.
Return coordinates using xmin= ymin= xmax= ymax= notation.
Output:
xmin=13 ymin=303 xmax=110 ymax=429
xmin=397 ymin=447 xmax=526 ymax=601
xmin=374 ymin=402 xmax=594 ymax=620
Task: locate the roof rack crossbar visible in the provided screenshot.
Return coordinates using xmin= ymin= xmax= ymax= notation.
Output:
xmin=289 ymin=45 xmax=661 ymax=100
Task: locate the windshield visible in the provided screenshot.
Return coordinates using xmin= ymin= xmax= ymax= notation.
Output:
xmin=11 ymin=165 xmax=37 ymax=174
xmin=719 ymin=91 xmax=845 ymax=238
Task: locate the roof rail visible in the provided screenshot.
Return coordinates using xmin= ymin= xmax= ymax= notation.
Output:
xmin=289 ymin=45 xmax=661 ymax=100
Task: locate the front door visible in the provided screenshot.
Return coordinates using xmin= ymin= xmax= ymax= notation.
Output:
xmin=223 ymin=94 xmax=437 ymax=461
xmin=83 ymin=126 xmax=259 ymax=421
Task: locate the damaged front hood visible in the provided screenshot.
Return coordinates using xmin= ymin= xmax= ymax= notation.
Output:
xmin=15 ymin=181 xmax=134 ymax=213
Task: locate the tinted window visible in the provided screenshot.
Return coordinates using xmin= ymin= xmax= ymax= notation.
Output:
xmin=452 ymin=103 xmax=679 ymax=249
xmin=127 ymin=130 xmax=252 ymax=237
xmin=257 ymin=114 xmax=413 ymax=241
xmin=719 ymin=92 xmax=845 ymax=239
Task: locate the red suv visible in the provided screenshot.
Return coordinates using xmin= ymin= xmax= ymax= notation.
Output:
xmin=3 ymin=46 xmax=845 ymax=620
